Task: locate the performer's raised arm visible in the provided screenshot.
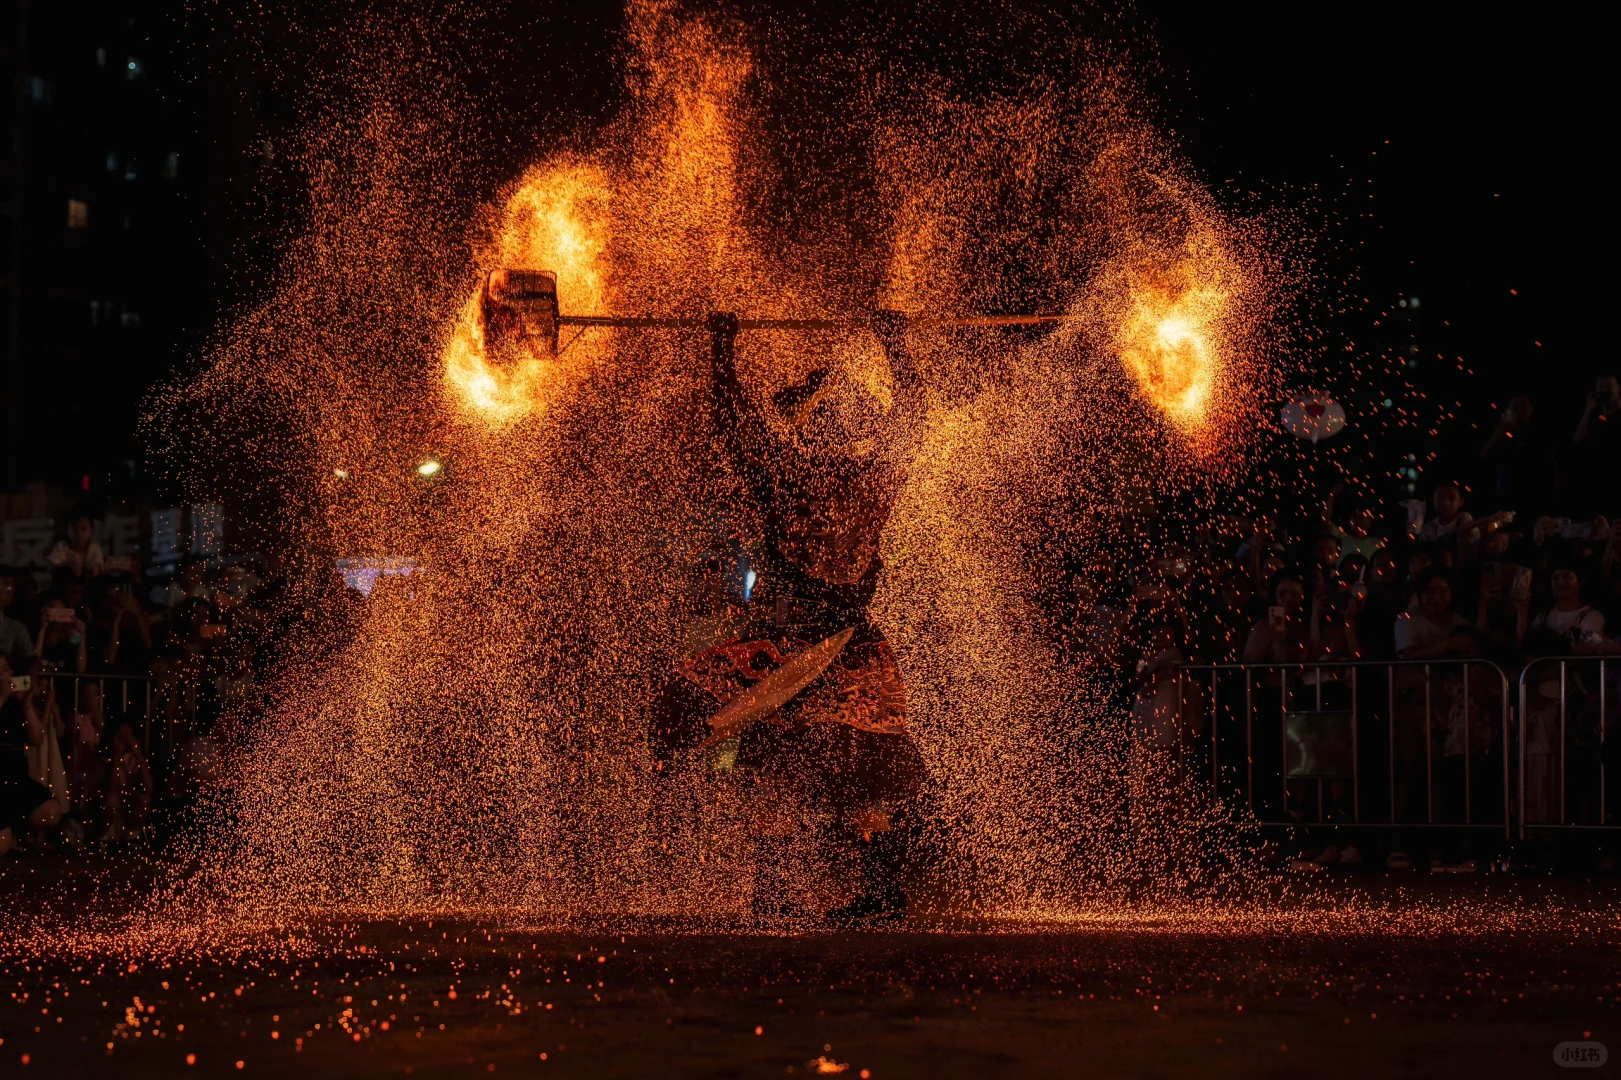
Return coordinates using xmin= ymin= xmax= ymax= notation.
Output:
xmin=870 ymin=309 xmax=923 ymax=403
xmin=707 ymin=312 xmax=778 ymax=521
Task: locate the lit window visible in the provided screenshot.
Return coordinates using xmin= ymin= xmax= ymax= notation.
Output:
xmin=165 ymin=152 xmax=180 ymax=178
xmin=27 ymin=77 xmax=47 ymax=103
xmin=120 ymin=311 xmax=141 ymax=329
xmin=66 ymin=199 xmax=89 ymax=229
xmin=96 ymin=47 xmax=107 ymax=67
xmin=107 ymin=151 xmax=119 ymax=171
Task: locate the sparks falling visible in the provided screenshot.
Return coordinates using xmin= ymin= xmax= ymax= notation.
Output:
xmin=147 ymin=0 xmax=1281 ymax=925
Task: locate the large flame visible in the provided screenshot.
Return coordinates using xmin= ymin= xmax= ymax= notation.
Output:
xmin=443 ymin=163 xmax=612 ymax=427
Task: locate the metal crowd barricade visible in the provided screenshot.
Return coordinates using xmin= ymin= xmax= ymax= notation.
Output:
xmin=43 ymin=672 xmax=159 ymax=755
xmin=1175 ymin=659 xmax=1513 ymax=840
xmin=1518 ymin=656 xmax=1618 ymax=837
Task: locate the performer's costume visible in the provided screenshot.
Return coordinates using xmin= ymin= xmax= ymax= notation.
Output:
xmin=650 ymin=312 xmax=925 ymax=921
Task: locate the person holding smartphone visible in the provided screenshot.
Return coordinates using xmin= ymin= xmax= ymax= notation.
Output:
xmin=0 ymin=655 xmax=62 ymax=855
xmin=35 ymin=597 xmax=88 ymax=673
xmin=1573 ymin=376 xmax=1621 ymax=516
xmin=1241 ymin=573 xmax=1311 ymax=665
xmin=89 ymin=579 xmax=154 ymax=675
xmin=1524 ymin=563 xmax=1605 ymax=656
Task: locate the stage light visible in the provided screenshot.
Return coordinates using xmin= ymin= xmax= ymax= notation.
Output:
xmin=333 ymin=468 xmax=350 ymax=479
xmin=417 ymin=459 xmax=442 ymax=478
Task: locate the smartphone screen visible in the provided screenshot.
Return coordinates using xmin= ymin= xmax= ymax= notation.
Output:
xmin=11 ymin=676 xmax=30 ymax=693
xmin=1268 ymin=605 xmax=1287 ymax=633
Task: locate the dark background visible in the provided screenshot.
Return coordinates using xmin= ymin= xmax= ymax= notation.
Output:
xmin=1 ymin=1 xmax=1604 ymax=518
xmin=1142 ymin=2 xmax=1608 ymax=517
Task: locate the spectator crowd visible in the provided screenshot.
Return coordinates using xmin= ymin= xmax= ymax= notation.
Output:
xmin=4 ymin=378 xmax=1619 ymax=867
xmin=1 ymin=518 xmax=306 ymax=857
xmin=1068 ymin=380 xmax=1621 ymax=870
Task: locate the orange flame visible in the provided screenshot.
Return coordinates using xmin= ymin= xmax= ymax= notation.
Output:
xmin=1116 ymin=272 xmax=1225 ymax=429
xmin=443 ymin=163 xmax=611 ymax=427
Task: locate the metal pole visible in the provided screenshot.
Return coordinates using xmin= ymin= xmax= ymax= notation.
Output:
xmin=1560 ymin=660 xmax=1568 ymax=826
xmin=1313 ymin=664 xmax=1323 ymax=822
xmin=555 ymin=311 xmax=1093 ymax=331
xmin=1281 ymin=667 xmax=1289 ymax=816
xmin=1351 ymin=666 xmax=1360 ymax=823
xmin=1245 ymin=669 xmax=1254 ymax=815
xmin=1424 ymin=664 xmax=1433 ymax=823
xmin=1389 ymin=667 xmax=1397 ymax=825
xmin=1464 ymin=661 xmax=1472 ymax=825
xmin=65 ymin=676 xmax=77 ymax=809
xmin=1518 ymin=664 xmax=1530 ymax=840
xmin=137 ymin=682 xmax=148 ymax=756
xmin=1501 ymin=667 xmax=1512 ymax=842
xmin=1601 ymin=659 xmax=1608 ymax=826
xmin=1173 ymin=669 xmax=1188 ymax=795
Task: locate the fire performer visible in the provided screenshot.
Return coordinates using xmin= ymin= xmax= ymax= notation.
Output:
xmin=473 ymin=270 xmax=926 ymax=920
xmin=649 ymin=311 xmax=926 ymax=922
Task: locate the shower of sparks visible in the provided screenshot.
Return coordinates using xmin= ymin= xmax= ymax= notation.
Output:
xmin=130 ymin=0 xmax=1289 ymax=929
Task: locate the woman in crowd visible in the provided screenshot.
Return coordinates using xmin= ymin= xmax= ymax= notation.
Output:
xmin=1521 ymin=561 xmax=1608 ymax=826
xmin=1388 ymin=570 xmax=1479 ymax=868
xmin=1128 ymin=621 xmax=1206 ymax=883
xmin=1417 ymin=483 xmax=1474 ymax=547
xmin=47 ymin=516 xmax=106 ymax=579
xmin=70 ymin=680 xmax=108 ymax=839
xmin=99 ymin=720 xmax=151 ymax=846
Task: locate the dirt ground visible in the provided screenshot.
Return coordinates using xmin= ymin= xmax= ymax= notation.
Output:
xmin=1 ymin=858 xmax=1615 ymax=1079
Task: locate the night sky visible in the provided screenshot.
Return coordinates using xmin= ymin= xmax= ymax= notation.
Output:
xmin=1144 ymin=2 xmax=1606 ymax=465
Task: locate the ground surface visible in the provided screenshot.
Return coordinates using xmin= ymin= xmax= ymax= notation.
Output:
xmin=1 ymin=858 xmax=1616 ymax=1079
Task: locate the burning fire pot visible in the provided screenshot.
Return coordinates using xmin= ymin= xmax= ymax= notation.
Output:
xmin=480 ymin=268 xmax=560 ymax=358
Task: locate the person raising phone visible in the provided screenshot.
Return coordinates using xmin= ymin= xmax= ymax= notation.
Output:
xmin=0 ymin=655 xmax=62 ymax=855
xmin=36 ymin=597 xmax=88 ymax=674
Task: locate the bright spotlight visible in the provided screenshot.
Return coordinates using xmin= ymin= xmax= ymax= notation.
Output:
xmin=417 ymin=459 xmax=442 ymax=478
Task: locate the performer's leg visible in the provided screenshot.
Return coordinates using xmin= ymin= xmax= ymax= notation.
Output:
xmin=648 ymin=678 xmax=712 ymax=773
xmin=740 ymin=726 xmax=819 ymax=921
xmin=828 ymin=730 xmax=924 ymax=922
xmin=749 ymin=834 xmax=810 ymax=919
